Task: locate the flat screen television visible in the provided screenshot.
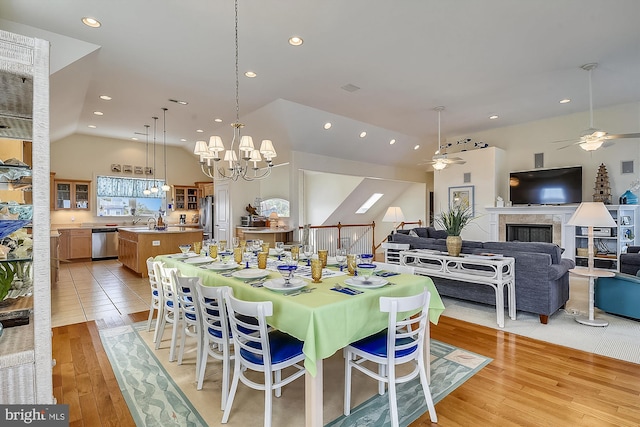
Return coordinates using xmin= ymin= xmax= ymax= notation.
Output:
xmin=509 ymin=166 xmax=582 ymax=205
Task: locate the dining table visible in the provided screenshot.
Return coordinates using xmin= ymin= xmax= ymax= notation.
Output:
xmin=157 ymin=253 xmax=445 ymax=427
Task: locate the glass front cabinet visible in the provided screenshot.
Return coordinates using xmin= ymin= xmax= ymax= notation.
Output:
xmin=55 ymin=180 xmax=90 ymax=210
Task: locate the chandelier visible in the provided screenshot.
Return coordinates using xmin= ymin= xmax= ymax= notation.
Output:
xmin=194 ymin=0 xmax=276 ymax=181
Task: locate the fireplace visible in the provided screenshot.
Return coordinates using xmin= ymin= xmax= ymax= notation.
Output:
xmin=506 ymin=224 xmax=553 ymax=243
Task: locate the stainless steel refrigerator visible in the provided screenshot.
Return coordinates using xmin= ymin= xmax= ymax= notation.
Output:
xmin=199 ymin=196 xmax=214 ymax=240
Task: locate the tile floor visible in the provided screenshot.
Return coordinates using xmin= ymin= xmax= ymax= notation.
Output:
xmin=52 ymin=259 xmax=151 ymax=328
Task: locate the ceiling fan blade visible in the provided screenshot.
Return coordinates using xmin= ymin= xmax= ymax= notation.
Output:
xmin=604 ymin=133 xmax=640 ymax=140
xmin=550 ymin=138 xmax=580 ymax=144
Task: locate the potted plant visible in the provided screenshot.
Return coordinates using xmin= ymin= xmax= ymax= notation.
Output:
xmin=435 ymin=205 xmax=474 ymax=256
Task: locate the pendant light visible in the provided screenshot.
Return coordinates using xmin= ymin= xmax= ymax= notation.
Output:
xmin=143 ymin=124 xmax=151 ymax=195
xmin=161 ymin=107 xmax=171 ymax=191
xmin=150 ymin=116 xmax=159 ymax=193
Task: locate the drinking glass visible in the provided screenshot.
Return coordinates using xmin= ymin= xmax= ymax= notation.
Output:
xmin=356 ymin=263 xmax=376 ymax=284
xmin=303 ymin=244 xmax=313 ymax=266
xmin=232 ymin=237 xmax=240 ymax=248
xmin=218 ymin=240 xmax=226 ymax=253
xmin=277 ymin=261 xmax=297 ymax=286
xmin=291 ymin=245 xmax=300 ymax=261
xmin=261 ymin=242 xmax=270 ymax=253
xmin=347 ymin=254 xmax=357 ymax=276
xmin=311 ymin=258 xmax=323 ymax=283
xmin=253 ymin=239 xmax=262 ymax=253
xmin=179 ymin=244 xmax=191 ymax=254
xmin=209 ymin=244 xmax=218 ymax=260
xmin=317 ymin=249 xmax=328 ymax=267
xmin=336 ymin=248 xmax=347 ymax=271
xmin=233 ymin=247 xmax=243 ymax=264
xmin=193 ymin=241 xmax=202 ymax=255
xmin=275 ymin=241 xmax=285 ymax=260
xmin=257 ymin=251 xmax=268 ymax=269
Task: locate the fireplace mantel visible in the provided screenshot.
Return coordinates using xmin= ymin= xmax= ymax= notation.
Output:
xmin=486 ymin=206 xmax=578 ymax=259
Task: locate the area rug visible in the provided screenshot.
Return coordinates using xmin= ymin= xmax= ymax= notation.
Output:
xmin=100 ymin=322 xmax=491 ymax=426
xmin=441 ymin=295 xmax=640 ymax=364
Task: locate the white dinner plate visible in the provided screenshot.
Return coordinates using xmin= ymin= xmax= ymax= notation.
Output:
xmin=269 ymin=248 xmax=287 ymax=257
xmin=231 ymin=269 xmax=271 ymax=280
xmin=202 ymin=262 xmax=240 ymax=271
xmin=183 ymin=256 xmax=215 ymax=264
xmin=168 ymin=253 xmax=198 ymax=259
xmin=263 ymin=278 xmax=307 ymax=292
xmin=345 ymin=276 xmax=388 ymax=289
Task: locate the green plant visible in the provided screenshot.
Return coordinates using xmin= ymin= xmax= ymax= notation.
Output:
xmin=435 ymin=205 xmax=474 ymax=236
xmin=0 ymin=262 xmax=16 ymax=301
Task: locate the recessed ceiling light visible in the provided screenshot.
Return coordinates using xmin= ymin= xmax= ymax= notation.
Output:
xmin=88 ymin=125 xmax=97 ymax=128
xmin=245 ymin=71 xmax=257 ymax=78
xmin=214 ymin=118 xmax=223 ymax=123
xmin=168 ymin=98 xmax=188 ymax=105
xmin=359 ymin=131 xmax=367 ymax=138
xmin=196 ymin=129 xmax=204 ymax=133
xmin=99 ymin=95 xmax=112 ymax=101
xmin=323 ymin=122 xmax=332 ymax=130
xmin=288 ymin=36 xmax=303 ymax=46
xmin=414 ymin=145 xmax=420 ymax=150
xmin=93 ymin=111 xmax=103 ymax=116
xmin=180 ymin=138 xmax=187 ymax=142
xmin=560 ymin=98 xmax=571 ymax=104
xmin=389 ymin=139 xmax=396 ymax=145
xmin=131 ymin=137 xmax=138 ymax=141
xmin=489 ymin=115 xmax=499 ymax=120
xmin=82 ymin=17 xmax=101 ymax=28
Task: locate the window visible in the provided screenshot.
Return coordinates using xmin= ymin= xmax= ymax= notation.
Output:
xmin=260 ymin=198 xmax=290 ymax=217
xmin=96 ymin=176 xmax=165 ymax=217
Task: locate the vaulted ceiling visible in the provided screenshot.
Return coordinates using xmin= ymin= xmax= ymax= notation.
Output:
xmin=1 ymin=0 xmax=640 ymax=169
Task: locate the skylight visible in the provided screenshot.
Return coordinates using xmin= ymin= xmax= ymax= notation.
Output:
xmin=356 ymin=193 xmax=383 ymax=214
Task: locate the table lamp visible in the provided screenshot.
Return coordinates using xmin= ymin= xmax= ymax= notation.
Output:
xmin=382 ymin=206 xmax=405 ymax=233
xmin=269 ymin=212 xmax=279 ymax=228
xmin=566 ymin=202 xmax=617 ymax=271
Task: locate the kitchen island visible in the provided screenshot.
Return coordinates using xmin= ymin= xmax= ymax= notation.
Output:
xmin=118 ymin=226 xmax=203 ymax=277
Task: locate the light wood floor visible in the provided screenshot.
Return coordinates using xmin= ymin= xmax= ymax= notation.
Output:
xmin=51 ymin=261 xmax=640 ymax=426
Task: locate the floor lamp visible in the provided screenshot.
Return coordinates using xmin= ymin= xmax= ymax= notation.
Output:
xmin=383 ymin=207 xmax=405 ymax=233
xmin=566 ymin=202 xmax=617 ymax=326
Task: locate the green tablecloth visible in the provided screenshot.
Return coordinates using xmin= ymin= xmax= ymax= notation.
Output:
xmin=157 ymin=255 xmax=445 ymax=376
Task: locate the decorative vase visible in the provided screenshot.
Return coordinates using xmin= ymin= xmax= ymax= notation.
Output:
xmin=446 ymin=235 xmax=463 ymax=257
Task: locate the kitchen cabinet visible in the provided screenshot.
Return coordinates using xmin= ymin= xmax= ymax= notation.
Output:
xmin=196 ymin=181 xmax=214 ymax=198
xmin=0 ymin=29 xmax=53 ymax=403
xmin=173 ymin=185 xmax=199 ymax=210
xmin=57 ymin=229 xmax=92 ymax=261
xmin=54 ymin=179 xmax=90 ymax=210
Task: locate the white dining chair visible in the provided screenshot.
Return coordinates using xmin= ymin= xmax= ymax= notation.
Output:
xmin=175 ymin=274 xmax=202 ymax=374
xmin=222 ymin=289 xmax=306 ymax=427
xmin=145 ymin=257 xmax=164 ymax=343
xmin=194 ymin=283 xmax=234 ymax=409
xmin=154 ymin=263 xmax=181 ymax=362
xmin=343 ymin=289 xmax=437 ymax=426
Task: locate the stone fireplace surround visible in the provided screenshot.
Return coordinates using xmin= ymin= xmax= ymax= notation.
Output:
xmin=486 ymin=206 xmax=578 ymax=260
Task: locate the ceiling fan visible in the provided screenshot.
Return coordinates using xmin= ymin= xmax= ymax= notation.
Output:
xmin=420 ymin=106 xmax=466 ymax=170
xmin=556 ymin=63 xmax=640 ymax=151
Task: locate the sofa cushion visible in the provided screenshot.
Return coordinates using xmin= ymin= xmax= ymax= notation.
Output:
xmin=427 ymin=227 xmax=448 ymax=239
xmin=482 ymin=241 xmax=562 ymax=264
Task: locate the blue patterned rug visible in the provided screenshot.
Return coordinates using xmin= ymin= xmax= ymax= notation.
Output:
xmin=100 ymin=323 xmax=491 ymax=427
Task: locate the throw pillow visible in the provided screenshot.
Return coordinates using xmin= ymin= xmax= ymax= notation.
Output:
xmin=408 ymin=229 xmax=419 ymax=237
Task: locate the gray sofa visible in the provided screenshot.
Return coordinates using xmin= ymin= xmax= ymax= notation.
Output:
xmin=620 ymin=246 xmax=640 ymax=275
xmin=389 ymin=227 xmax=575 ymax=324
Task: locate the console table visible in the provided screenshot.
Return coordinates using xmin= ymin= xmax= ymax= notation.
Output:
xmin=400 ymin=250 xmax=516 ymax=327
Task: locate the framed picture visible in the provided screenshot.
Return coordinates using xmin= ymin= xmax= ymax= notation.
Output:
xmin=449 ymin=185 xmax=474 ymax=216
xmin=144 ymin=166 xmax=153 ymax=175
xmin=123 ymin=164 xmax=133 ymax=173
xmin=134 ymin=166 xmax=144 ymax=174
xmin=110 ymin=163 xmax=121 ymax=173
xmin=621 ymin=216 xmax=631 ymax=225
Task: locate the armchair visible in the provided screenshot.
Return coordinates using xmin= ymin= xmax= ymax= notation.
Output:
xmin=620 ymin=246 xmax=640 ymax=275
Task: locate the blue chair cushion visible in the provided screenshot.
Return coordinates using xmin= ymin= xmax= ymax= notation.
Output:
xmin=350 ymin=330 xmax=417 ymax=358
xmin=185 ymin=312 xmax=197 ymax=321
xmin=207 ymin=315 xmax=259 ymax=339
xmin=240 ymin=330 xmax=303 ymax=365
xmin=152 ymin=289 xmax=159 ymax=296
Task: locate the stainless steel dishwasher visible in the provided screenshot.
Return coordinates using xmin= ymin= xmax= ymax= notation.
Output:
xmin=91 ymin=228 xmax=119 ymax=260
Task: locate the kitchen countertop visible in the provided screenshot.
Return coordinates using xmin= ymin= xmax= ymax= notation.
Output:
xmin=236 ymin=227 xmax=295 ymax=233
xmin=52 ymin=223 xmax=202 ymax=231
xmin=117 ymin=226 xmax=203 ymax=234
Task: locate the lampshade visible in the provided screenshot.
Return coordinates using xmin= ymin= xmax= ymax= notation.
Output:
xmin=566 ymin=202 xmax=617 ymax=227
xmin=208 ymin=136 xmax=225 ymax=153
xmin=269 ymin=212 xmax=279 ymax=220
xmin=194 ymin=140 xmax=208 ymax=155
xmin=382 ymin=207 xmax=405 ymax=223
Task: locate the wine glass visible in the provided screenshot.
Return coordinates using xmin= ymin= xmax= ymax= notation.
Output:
xmin=178 ymin=244 xmax=191 ymax=254
xmin=303 ymin=244 xmax=313 ymax=266
xmin=336 ymin=248 xmax=347 ymax=272
xmin=253 ymin=239 xmax=262 ymax=253
xmin=232 ymin=237 xmax=240 ymax=248
xmin=356 ymin=263 xmax=376 ymax=284
xmin=275 ymin=241 xmax=285 ymax=260
xmin=277 ymin=256 xmax=298 ymax=286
